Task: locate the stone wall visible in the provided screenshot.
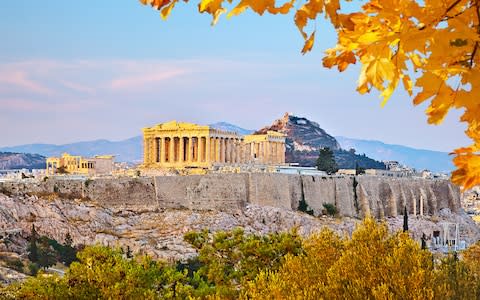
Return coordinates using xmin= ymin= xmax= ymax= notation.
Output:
xmin=0 ymin=174 xmax=461 ymax=217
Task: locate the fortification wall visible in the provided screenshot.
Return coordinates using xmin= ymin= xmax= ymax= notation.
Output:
xmin=0 ymin=174 xmax=461 ymax=217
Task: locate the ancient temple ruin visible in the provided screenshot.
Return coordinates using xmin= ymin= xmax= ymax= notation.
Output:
xmin=142 ymin=121 xmax=286 ymax=169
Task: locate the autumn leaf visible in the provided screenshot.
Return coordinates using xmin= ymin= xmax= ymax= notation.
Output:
xmin=302 ymin=31 xmax=316 ymax=54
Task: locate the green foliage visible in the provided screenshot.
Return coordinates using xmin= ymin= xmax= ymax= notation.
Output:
xmin=5 ymin=258 xmax=24 ymax=273
xmin=45 ymin=232 xmax=78 ymax=266
xmin=433 ymin=253 xmax=478 ymax=299
xmin=352 ymin=176 xmax=359 ymax=214
xmin=37 ymin=236 xmax=57 ymax=269
xmin=27 ymin=224 xmax=38 ymax=263
xmin=403 ymin=205 xmax=409 ymax=232
xmin=244 ymin=218 xmax=435 ymax=299
xmin=84 ymin=178 xmax=93 ymax=188
xmin=28 ymin=262 xmax=39 ymax=276
xmin=298 ymin=197 xmax=314 ymax=215
xmin=5 ymin=245 xmax=194 ymax=299
xmin=183 ymin=228 xmax=303 ymax=298
xmin=322 ymin=203 xmax=337 ymax=216
xmin=6 ymin=223 xmax=480 ymax=299
xmin=334 ymin=149 xmax=386 ymax=170
xmin=316 ymin=147 xmax=338 ymax=175
xmin=28 ymin=227 xmax=78 ymax=268
xmin=355 ymin=162 xmax=366 ymax=175
xmin=43 ymin=176 xmax=49 ymax=182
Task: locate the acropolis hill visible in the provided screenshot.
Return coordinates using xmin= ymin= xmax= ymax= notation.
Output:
xmin=0 ymin=174 xmax=478 ymax=260
xmin=0 ymin=115 xmax=478 ymax=261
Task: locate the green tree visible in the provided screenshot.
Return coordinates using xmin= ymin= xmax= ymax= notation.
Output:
xmin=433 ymin=252 xmax=478 ymax=299
xmin=316 ymin=147 xmax=338 ymax=175
xmin=184 ymin=228 xmax=303 ymax=298
xmin=61 ymin=233 xmax=78 ymax=266
xmin=37 ymin=236 xmax=57 ymax=270
xmin=355 ymin=161 xmax=365 ymax=175
xmin=403 ymin=206 xmax=409 ymax=232
xmin=27 ymin=224 xmax=38 ymax=263
xmin=5 ymin=245 xmax=195 ymax=299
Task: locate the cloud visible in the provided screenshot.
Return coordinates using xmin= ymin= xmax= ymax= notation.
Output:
xmin=0 ymin=71 xmax=53 ymax=95
xmin=110 ymin=69 xmax=188 ymax=90
xmin=0 ymin=98 xmax=100 ymax=113
xmin=59 ymin=80 xmax=95 ymax=94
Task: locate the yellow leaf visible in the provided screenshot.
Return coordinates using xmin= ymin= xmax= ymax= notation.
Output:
xmin=452 ymin=151 xmax=480 ymax=190
xmin=161 ymin=1 xmax=177 ymax=20
xmin=402 ymin=75 xmax=413 ymax=96
xmin=301 ymin=31 xmax=316 ymax=55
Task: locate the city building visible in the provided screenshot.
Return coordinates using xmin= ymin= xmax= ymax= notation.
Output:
xmin=142 ymin=121 xmax=286 ymax=170
xmin=46 ymin=153 xmax=115 ymax=176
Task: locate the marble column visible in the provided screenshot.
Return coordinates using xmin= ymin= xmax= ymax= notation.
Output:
xmin=214 ymin=138 xmax=220 ymax=162
xmin=250 ymin=143 xmax=255 ymax=160
xmin=225 ymin=138 xmax=231 ymax=163
xmin=199 ymin=137 xmax=205 ymax=163
xmin=219 ymin=138 xmax=223 ymax=163
xmin=169 ymin=136 xmax=175 ymax=164
xmin=179 ymin=136 xmax=185 ymax=162
xmin=160 ymin=137 xmax=166 ymax=164
xmin=260 ymin=142 xmax=265 ymax=163
xmin=205 ymin=136 xmax=211 ymax=164
xmin=266 ymin=141 xmax=270 ymax=164
xmin=188 ymin=137 xmax=194 ymax=162
xmin=221 ymin=138 xmax=226 ymax=163
xmin=234 ymin=140 xmax=239 ymax=163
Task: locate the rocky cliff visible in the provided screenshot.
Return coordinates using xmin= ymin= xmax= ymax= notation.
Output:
xmin=0 ymin=152 xmax=46 ymax=170
xmin=0 ymin=175 xmax=478 ymax=262
xmin=0 ymin=175 xmax=462 ymax=219
xmin=257 ymin=113 xmax=340 ymax=152
xmin=256 ymin=113 xmax=385 ymax=169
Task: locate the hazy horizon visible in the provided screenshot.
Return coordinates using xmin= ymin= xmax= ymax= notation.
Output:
xmin=0 ymin=1 xmax=471 ymax=152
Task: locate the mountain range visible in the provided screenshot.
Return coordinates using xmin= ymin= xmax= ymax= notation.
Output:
xmin=0 ymin=119 xmax=453 ymax=173
xmin=335 ymin=136 xmax=454 ymax=173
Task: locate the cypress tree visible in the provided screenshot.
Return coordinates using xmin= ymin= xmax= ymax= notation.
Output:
xmin=316 ymin=147 xmax=338 ymax=175
xmin=403 ymin=206 xmax=409 ymax=232
xmin=28 ymin=224 xmax=39 ymax=263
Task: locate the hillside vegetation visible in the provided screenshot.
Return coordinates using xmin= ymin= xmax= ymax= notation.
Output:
xmin=2 ymin=218 xmax=480 ymax=299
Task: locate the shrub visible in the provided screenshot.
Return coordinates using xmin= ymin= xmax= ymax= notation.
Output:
xmin=323 ymin=203 xmax=337 ymax=216
xmin=84 ymin=179 xmax=93 ymax=188
xmin=28 ymin=263 xmax=39 ymax=276
xmin=298 ymin=198 xmax=314 ymax=216
xmin=5 ymin=259 xmax=24 ymax=273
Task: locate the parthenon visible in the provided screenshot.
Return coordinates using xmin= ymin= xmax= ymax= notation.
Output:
xmin=142 ymin=121 xmax=286 ymax=169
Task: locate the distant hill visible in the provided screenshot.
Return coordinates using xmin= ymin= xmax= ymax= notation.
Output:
xmin=1 ymin=119 xmax=453 ymax=172
xmin=335 ymin=136 xmax=454 ymax=173
xmin=257 ymin=113 xmax=385 ymax=169
xmin=0 ymin=152 xmax=46 ymax=170
xmin=0 ymin=136 xmax=143 ymax=163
